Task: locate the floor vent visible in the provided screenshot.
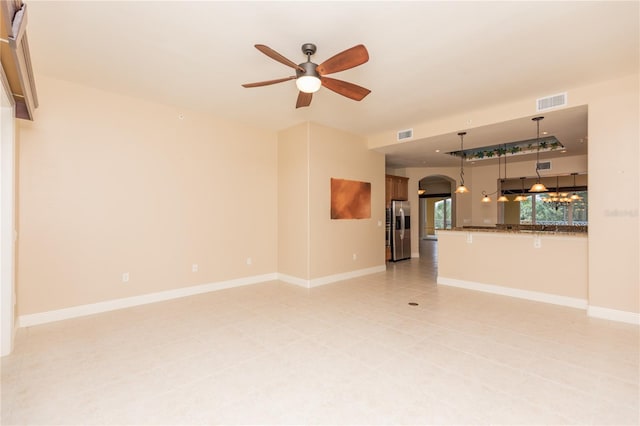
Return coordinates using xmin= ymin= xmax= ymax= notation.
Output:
xmin=397 ymin=128 xmax=413 ymax=141
xmin=537 ymin=161 xmax=552 ymax=171
xmin=536 ymin=92 xmax=567 ymax=112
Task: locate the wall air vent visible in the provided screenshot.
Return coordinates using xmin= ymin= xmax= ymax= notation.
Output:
xmin=397 ymin=128 xmax=413 ymax=141
xmin=536 ymin=92 xmax=567 ymax=112
xmin=537 ymin=161 xmax=552 ymax=171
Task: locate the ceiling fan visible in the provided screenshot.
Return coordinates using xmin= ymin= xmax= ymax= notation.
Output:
xmin=242 ymin=43 xmax=371 ymax=108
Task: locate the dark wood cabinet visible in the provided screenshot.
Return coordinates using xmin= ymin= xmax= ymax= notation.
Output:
xmin=385 ymin=174 xmax=409 ymax=207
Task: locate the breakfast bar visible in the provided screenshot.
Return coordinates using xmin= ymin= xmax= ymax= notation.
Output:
xmin=436 ymin=226 xmax=588 ymax=309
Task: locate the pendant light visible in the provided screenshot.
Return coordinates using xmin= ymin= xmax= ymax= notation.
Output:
xmin=514 ymin=177 xmax=527 ymax=202
xmin=529 ymin=116 xmax=548 ymax=192
xmin=497 ymin=144 xmax=509 ymax=202
xmin=482 ymin=145 xmax=509 ymax=204
xmin=570 ymin=172 xmax=583 ymax=201
xmin=454 ymin=132 xmax=469 ymax=194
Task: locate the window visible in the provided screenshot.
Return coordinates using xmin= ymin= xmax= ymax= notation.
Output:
xmin=434 ymin=198 xmax=452 ymax=230
xmin=518 ymin=191 xmax=588 ymax=225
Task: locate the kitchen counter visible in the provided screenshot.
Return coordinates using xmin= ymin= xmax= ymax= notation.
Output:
xmin=454 ymin=224 xmax=587 ymax=235
xmin=436 ymin=228 xmax=588 ymax=309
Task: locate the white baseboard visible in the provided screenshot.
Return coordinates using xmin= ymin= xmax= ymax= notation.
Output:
xmin=411 ymin=252 xmax=420 ymax=258
xmin=18 ymin=273 xmax=278 ymax=327
xmin=588 ymin=306 xmax=640 ymax=325
xmin=277 ymin=273 xmax=310 ymax=288
xmin=437 ymin=276 xmax=588 ymax=310
xmin=279 ymin=265 xmax=386 ymax=289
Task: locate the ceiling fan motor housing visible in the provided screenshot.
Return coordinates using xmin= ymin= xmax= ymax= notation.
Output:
xmin=296 ymin=61 xmax=320 ymax=79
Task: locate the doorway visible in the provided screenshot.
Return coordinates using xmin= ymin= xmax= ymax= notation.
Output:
xmin=418 ymin=175 xmax=456 ymax=242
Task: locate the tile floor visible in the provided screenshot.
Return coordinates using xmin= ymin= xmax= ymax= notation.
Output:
xmin=2 ymin=240 xmax=639 ymax=425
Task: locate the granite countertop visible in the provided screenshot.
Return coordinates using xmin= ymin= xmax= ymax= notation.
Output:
xmin=443 ymin=224 xmax=588 ymax=235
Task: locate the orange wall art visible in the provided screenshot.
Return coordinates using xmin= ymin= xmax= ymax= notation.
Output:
xmin=330 ymin=178 xmax=371 ymax=220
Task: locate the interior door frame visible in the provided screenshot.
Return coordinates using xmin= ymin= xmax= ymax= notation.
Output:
xmin=1 ymin=67 xmax=16 ymax=356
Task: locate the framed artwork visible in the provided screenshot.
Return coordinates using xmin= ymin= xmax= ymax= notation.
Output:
xmin=330 ymin=178 xmax=371 ymax=219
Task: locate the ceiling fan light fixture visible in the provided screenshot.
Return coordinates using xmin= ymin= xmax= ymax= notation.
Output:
xmin=243 ymin=43 xmax=370 ymax=107
xmin=296 ymin=75 xmax=321 ymax=93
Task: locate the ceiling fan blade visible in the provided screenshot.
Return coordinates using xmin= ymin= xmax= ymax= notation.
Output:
xmin=316 ymin=44 xmax=369 ymax=75
xmin=255 ymin=44 xmax=304 ymax=72
xmin=321 ymin=77 xmax=371 ymax=101
xmin=242 ymin=76 xmax=296 ymax=88
xmin=296 ymin=91 xmax=313 ymax=108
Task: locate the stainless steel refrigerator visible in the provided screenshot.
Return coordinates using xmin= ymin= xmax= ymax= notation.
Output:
xmin=391 ymin=200 xmax=411 ymax=261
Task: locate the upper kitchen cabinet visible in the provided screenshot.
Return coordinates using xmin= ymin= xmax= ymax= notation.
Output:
xmin=385 ymin=174 xmax=409 ymax=206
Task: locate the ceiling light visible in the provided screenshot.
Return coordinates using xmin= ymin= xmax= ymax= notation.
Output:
xmin=481 ymin=144 xmax=509 ymax=204
xmin=296 ymin=75 xmax=321 ymax=93
xmin=514 ymin=177 xmax=527 ymax=202
xmin=530 ymin=182 xmax=547 ymax=192
xmin=529 ymin=116 xmax=548 ymax=192
xmin=570 ymin=172 xmax=583 ymax=201
xmin=455 ymin=132 xmax=469 ymax=194
xmin=295 ymin=60 xmax=322 ymax=93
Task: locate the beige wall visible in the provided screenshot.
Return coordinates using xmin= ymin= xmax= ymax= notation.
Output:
xmin=308 ymin=122 xmax=385 ymax=279
xmin=277 ymin=123 xmax=309 ymax=279
xmin=14 ymin=71 xmax=638 ymax=319
xmin=438 ymin=230 xmax=588 ymax=300
xmin=371 ymin=73 xmax=639 ymax=316
xmin=585 ymin=75 xmax=639 ymax=314
xmin=278 ymin=122 xmax=385 ymax=281
xmin=17 ymin=76 xmax=278 ymax=315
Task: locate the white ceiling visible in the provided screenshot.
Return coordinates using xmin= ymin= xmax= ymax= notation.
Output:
xmin=25 ymin=1 xmax=638 ymax=168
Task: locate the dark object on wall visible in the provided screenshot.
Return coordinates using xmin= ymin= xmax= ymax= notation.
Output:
xmin=0 ymin=0 xmax=39 ymax=120
xmin=330 ymin=178 xmax=371 ymax=220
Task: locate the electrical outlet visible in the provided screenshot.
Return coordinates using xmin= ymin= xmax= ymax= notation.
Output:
xmin=246 ymin=257 xmax=252 ymax=265
xmin=192 ymin=264 xmax=198 ymax=272
xmin=466 ymin=233 xmax=473 ymax=244
xmin=122 ymin=272 xmax=129 ymax=283
xmin=352 ymin=253 xmax=357 ymax=260
xmin=534 ymin=236 xmax=542 ymax=249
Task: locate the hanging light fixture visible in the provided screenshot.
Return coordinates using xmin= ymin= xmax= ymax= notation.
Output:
xmin=542 ymin=175 xmax=572 ymax=209
xmin=570 ymin=172 xmax=583 ymax=201
xmin=480 ymin=145 xmax=509 ymax=204
xmin=455 ymin=132 xmax=469 ymax=194
xmin=497 ymin=144 xmax=509 ymax=202
xmin=418 ymin=180 xmax=426 ymax=195
xmin=514 ymin=177 xmax=527 ymax=202
xmin=529 ymin=116 xmax=548 ymax=192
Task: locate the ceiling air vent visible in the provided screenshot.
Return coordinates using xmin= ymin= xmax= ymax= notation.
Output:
xmin=537 ymin=161 xmax=552 ymax=171
xmin=397 ymin=128 xmax=413 ymax=141
xmin=536 ymin=92 xmax=567 ymax=112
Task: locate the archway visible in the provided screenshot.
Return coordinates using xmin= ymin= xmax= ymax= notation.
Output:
xmin=418 ymin=175 xmax=457 ymax=241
